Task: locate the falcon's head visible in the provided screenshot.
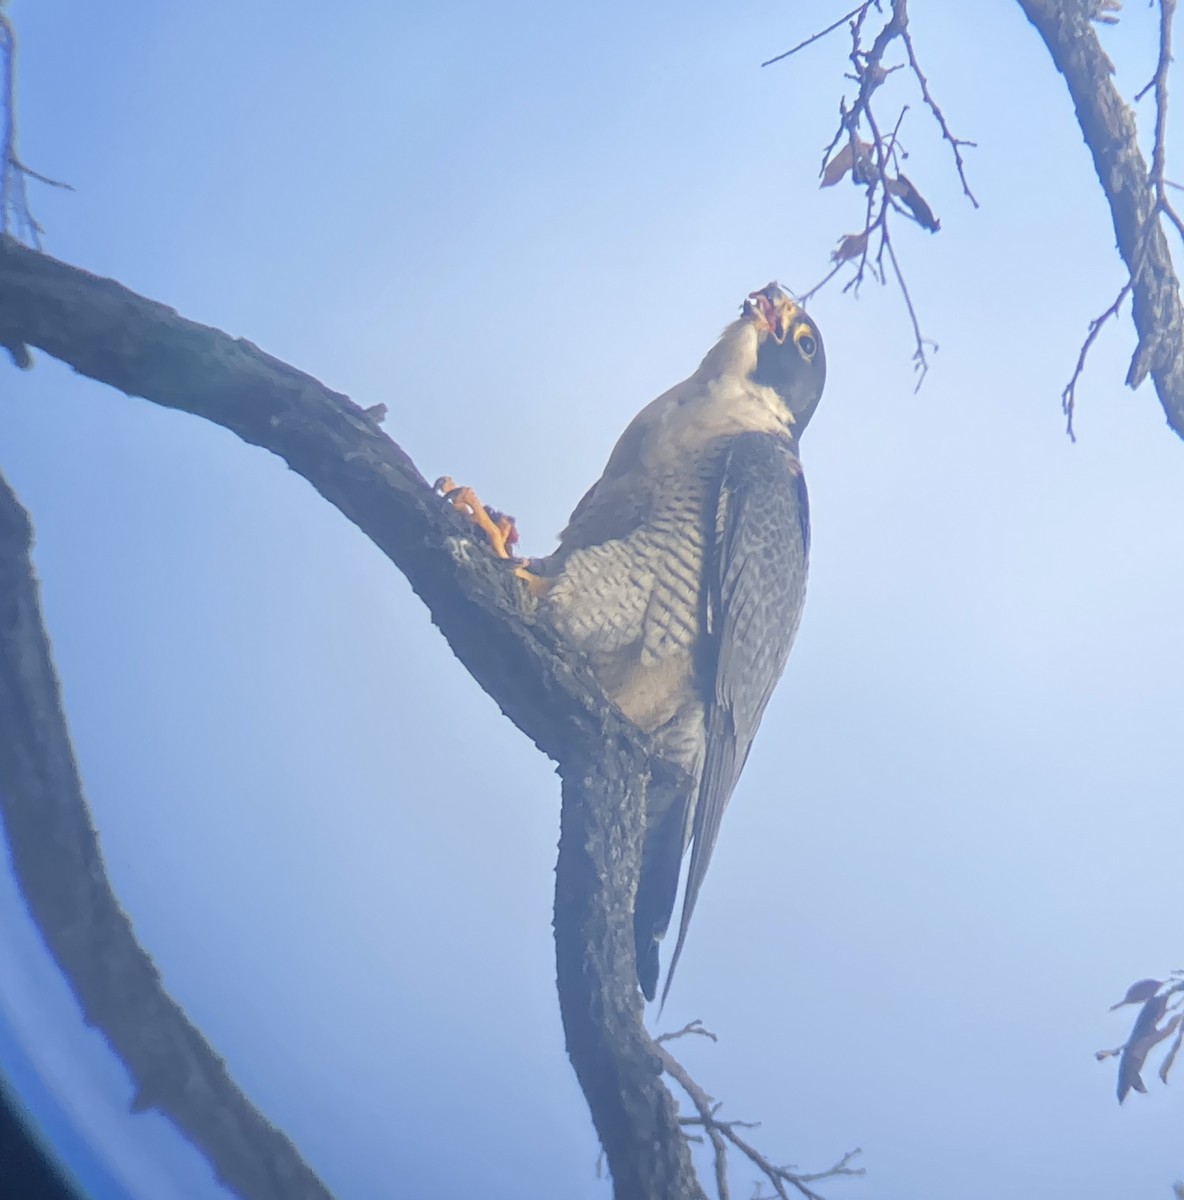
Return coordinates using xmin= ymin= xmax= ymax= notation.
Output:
xmin=743 ymin=282 xmax=826 ymax=434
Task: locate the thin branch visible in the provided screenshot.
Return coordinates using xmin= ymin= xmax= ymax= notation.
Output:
xmin=883 ymin=229 xmax=936 ymax=389
xmin=657 ymin=1019 xmax=719 ymax=1047
xmin=1147 ymin=1 xmax=1184 ymax=248
xmin=0 ymin=7 xmax=67 ymax=246
xmin=0 ymin=9 xmax=47 ymax=249
xmin=779 ymin=0 xmax=972 ymax=383
xmin=760 ymin=3 xmax=869 ymax=69
xmin=654 ymin=1039 xmax=863 ymax=1200
xmin=8 ymin=152 xmax=74 ymax=191
xmin=797 ymin=260 xmax=845 ymax=306
xmin=0 ymin=10 xmax=13 ymax=233
xmin=1060 ymin=278 xmax=1134 ymax=441
xmin=1060 ymin=222 xmax=1157 ymax=438
xmin=898 ymin=16 xmax=978 ymax=206
xmin=849 ymin=100 xmax=891 ymax=291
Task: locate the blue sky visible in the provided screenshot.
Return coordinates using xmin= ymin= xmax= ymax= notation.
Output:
xmin=1 ymin=2 xmax=1181 ymax=1197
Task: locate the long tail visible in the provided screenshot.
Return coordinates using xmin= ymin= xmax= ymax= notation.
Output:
xmin=633 ymin=777 xmax=691 ymax=1001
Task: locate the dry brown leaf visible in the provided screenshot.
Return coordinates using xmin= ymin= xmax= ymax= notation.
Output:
xmin=831 ymin=231 xmax=869 ymax=263
xmin=1118 ymin=995 xmax=1173 ymax=1103
xmin=887 ymin=173 xmax=941 ymax=232
xmin=821 ymin=141 xmax=872 ymax=188
xmin=1110 ymin=979 xmax=1164 ymax=1010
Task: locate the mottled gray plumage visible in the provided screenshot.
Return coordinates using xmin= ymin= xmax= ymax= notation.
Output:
xmin=533 ymin=284 xmax=825 ymax=1001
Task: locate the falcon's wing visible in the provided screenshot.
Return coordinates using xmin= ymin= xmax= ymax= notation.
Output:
xmin=660 ymin=431 xmax=810 ymax=1004
xmin=555 ymin=380 xmax=693 ymax=553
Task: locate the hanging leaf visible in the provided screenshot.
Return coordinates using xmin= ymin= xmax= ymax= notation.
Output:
xmin=1109 ymin=979 xmax=1164 ymax=1010
xmin=1117 ymin=995 xmax=1174 ymax=1103
xmin=831 ymin=231 xmax=869 ymax=263
xmin=821 ymin=140 xmax=874 ymax=188
xmin=886 ymin=173 xmax=941 ymax=232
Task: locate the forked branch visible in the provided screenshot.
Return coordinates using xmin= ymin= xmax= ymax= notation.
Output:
xmin=655 ymin=1022 xmax=864 ymax=1200
xmin=0 ymin=235 xmax=718 ymax=1199
xmin=0 ymin=10 xmax=67 ymax=249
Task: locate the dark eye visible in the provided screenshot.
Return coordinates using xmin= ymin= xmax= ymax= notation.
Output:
xmin=795 ymin=332 xmax=817 ymax=359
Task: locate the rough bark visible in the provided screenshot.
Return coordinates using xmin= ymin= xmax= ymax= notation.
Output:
xmin=1018 ymin=0 xmax=1184 ymax=439
xmin=557 ymin=759 xmax=707 ymax=1200
xmin=0 ymin=235 xmax=702 ymax=1199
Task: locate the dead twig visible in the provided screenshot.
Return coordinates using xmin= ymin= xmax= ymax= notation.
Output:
xmin=769 ymin=0 xmax=974 ymax=385
xmin=898 ymin=16 xmax=978 ymax=206
xmin=8 ymin=153 xmax=73 ymax=192
xmin=1060 ymin=266 xmax=1143 ymax=441
xmin=0 ymin=8 xmax=65 ymax=249
xmin=0 ymin=9 xmax=14 ymax=236
xmin=656 ymin=1019 xmax=719 ymax=1047
xmin=761 ymin=4 xmax=868 ymax=69
xmin=883 ymin=229 xmax=936 ymax=390
xmin=653 ymin=1029 xmax=864 ymax=1200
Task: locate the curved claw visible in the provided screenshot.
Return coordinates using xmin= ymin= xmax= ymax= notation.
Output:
xmin=434 ymin=476 xmax=519 ymax=560
xmin=513 ymin=561 xmax=553 ymax=598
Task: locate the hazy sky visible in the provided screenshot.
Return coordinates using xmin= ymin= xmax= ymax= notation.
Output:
xmin=1 ymin=2 xmax=1181 ymax=1197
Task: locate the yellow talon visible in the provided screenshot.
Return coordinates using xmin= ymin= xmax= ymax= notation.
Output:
xmin=434 ymin=476 xmax=519 ymax=560
xmin=514 ymin=562 xmax=553 ymax=598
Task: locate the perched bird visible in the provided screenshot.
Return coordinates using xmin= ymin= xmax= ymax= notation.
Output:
xmin=441 ymin=283 xmax=825 ymax=1002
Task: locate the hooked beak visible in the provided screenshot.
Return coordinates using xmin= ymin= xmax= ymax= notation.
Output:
xmin=742 ymin=282 xmax=800 ymax=345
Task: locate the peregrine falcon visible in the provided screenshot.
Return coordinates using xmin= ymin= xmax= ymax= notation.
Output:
xmin=441 ymin=283 xmax=825 ymax=1002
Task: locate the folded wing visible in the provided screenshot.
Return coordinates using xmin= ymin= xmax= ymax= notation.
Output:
xmin=660 ymin=430 xmax=810 ymax=1004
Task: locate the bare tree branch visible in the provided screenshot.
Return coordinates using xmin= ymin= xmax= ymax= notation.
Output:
xmin=653 ymin=1032 xmax=864 ymax=1200
xmin=0 ymin=9 xmax=53 ymax=249
xmin=761 ymin=4 xmax=867 ymax=69
xmin=0 ymin=469 xmax=338 ymax=1200
xmin=1019 ymin=0 xmax=1184 ymax=440
xmin=770 ymin=0 xmax=975 ymax=388
xmin=897 ymin=20 xmax=978 ymax=207
xmin=1060 ymin=275 xmax=1137 ymax=442
xmin=0 ymin=234 xmax=705 ymax=1199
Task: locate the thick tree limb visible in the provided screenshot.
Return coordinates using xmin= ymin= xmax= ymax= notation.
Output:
xmin=558 ymin=761 xmax=707 ymax=1200
xmin=1018 ymin=0 xmax=1184 ymax=439
xmin=0 ymin=469 xmax=336 ymax=1200
xmin=0 ymin=234 xmax=702 ymax=1198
